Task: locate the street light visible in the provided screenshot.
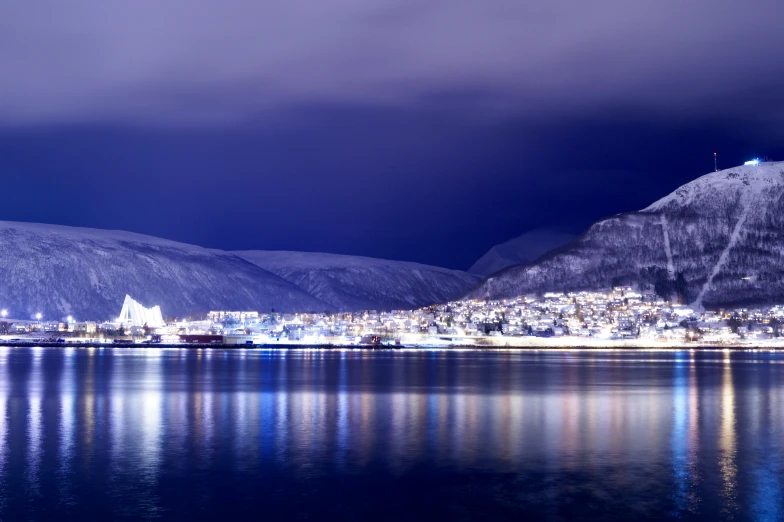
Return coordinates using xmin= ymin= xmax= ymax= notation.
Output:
xmin=0 ymin=310 xmax=6 ymax=319
xmin=35 ymin=313 xmax=42 ymax=321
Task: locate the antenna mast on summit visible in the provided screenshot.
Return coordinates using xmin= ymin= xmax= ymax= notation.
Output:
xmin=714 ymin=152 xmax=717 ymax=172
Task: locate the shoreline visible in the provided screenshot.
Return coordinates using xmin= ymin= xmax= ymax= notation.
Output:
xmin=0 ymin=341 xmax=782 ymax=351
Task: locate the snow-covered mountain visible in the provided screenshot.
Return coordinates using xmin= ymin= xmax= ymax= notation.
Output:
xmin=0 ymin=221 xmax=328 ymax=320
xmin=468 ymin=229 xmax=575 ymax=276
xmin=236 ymin=250 xmax=479 ymax=311
xmin=467 ymin=162 xmax=784 ymax=308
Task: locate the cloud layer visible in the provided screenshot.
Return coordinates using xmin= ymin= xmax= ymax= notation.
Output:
xmin=1 ymin=0 xmax=783 ymax=125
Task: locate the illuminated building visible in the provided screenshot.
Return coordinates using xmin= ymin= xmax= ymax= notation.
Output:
xmin=118 ymin=295 xmax=165 ymax=327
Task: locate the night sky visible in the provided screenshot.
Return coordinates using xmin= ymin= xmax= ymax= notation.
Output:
xmin=1 ymin=1 xmax=783 ymax=270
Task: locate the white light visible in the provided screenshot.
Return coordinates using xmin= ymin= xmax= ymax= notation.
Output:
xmin=35 ymin=313 xmax=42 ymax=320
xmin=67 ymin=316 xmax=73 ymax=323
xmin=744 ymin=158 xmax=760 ymax=166
xmin=0 ymin=310 xmax=6 ymax=318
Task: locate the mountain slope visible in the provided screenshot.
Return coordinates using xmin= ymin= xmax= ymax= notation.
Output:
xmin=467 ymin=162 xmax=784 ymax=308
xmin=0 ymin=221 xmax=328 ymax=320
xmin=236 ymin=250 xmax=479 ymax=311
xmin=468 ymin=229 xmax=575 ymax=276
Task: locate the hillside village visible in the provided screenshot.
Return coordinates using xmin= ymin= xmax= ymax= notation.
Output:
xmin=221 ymin=288 xmax=784 ymax=347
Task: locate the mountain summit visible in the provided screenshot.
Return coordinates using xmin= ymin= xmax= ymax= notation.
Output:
xmin=467 ymin=162 xmax=784 ymax=308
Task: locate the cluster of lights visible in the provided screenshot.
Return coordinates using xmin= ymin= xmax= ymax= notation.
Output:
xmin=744 ymin=158 xmax=760 ymax=166
xmin=0 ymin=311 xmax=79 ymax=332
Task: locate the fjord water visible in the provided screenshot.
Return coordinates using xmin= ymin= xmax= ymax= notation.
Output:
xmin=0 ymin=348 xmax=782 ymax=520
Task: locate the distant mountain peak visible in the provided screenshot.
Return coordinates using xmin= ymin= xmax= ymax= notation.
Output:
xmin=468 ymin=229 xmax=575 ymax=277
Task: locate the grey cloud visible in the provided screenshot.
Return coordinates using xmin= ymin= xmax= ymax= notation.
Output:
xmin=1 ymin=0 xmax=782 ymax=125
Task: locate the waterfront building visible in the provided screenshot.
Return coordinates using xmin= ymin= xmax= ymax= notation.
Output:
xmin=117 ymin=295 xmax=165 ymax=328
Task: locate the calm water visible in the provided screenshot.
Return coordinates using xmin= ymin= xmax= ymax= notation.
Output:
xmin=0 ymin=347 xmax=782 ymax=520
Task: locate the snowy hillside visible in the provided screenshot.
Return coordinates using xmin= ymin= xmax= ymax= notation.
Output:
xmin=467 ymin=162 xmax=784 ymax=308
xmin=468 ymin=229 xmax=575 ymax=276
xmin=236 ymin=250 xmax=479 ymax=311
xmin=0 ymin=221 xmax=328 ymax=320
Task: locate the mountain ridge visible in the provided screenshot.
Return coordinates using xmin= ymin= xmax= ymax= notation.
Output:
xmin=0 ymin=219 xmax=475 ymax=320
xmin=0 ymin=219 xmax=332 ymax=320
xmin=236 ymin=250 xmax=479 ymax=311
xmin=467 ymin=162 xmax=784 ymax=308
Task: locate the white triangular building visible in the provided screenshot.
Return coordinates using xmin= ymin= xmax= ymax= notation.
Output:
xmin=118 ymin=295 xmax=165 ymax=327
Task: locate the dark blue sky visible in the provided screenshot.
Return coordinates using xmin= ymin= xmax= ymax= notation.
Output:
xmin=3 ymin=109 xmax=781 ymax=269
xmin=1 ymin=1 xmax=783 ymax=269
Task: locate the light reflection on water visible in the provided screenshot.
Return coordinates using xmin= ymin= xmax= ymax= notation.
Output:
xmin=0 ymin=348 xmax=781 ymax=519
xmin=720 ymin=357 xmax=738 ymax=518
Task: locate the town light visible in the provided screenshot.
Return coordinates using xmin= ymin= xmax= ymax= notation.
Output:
xmin=35 ymin=313 xmax=42 ymax=321
xmin=67 ymin=316 xmax=73 ymax=323
xmin=0 ymin=310 xmax=6 ymax=318
xmin=744 ymin=158 xmax=760 ymax=166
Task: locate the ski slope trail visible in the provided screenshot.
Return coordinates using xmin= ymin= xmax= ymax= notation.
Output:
xmin=694 ymin=194 xmax=751 ymax=308
xmin=660 ymin=214 xmax=675 ymax=279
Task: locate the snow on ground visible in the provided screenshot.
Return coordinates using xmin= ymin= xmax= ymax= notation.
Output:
xmin=692 ymin=186 xmax=753 ymax=308
xmin=236 ymin=250 xmax=478 ymax=311
xmin=236 ymin=250 xmax=471 ymax=275
xmin=660 ymin=214 xmax=675 ymax=278
xmin=0 ymin=220 xmax=212 ymax=251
